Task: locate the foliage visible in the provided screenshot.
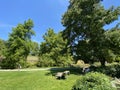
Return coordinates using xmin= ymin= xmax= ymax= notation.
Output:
xmin=72 ymin=72 xmax=116 ymax=90
xmin=0 ymin=39 xmax=7 ymax=58
xmin=62 ymin=0 xmax=120 ymax=66
xmin=37 ymin=54 xmax=55 ymax=67
xmin=1 ymin=19 xmax=35 ymax=69
xmin=38 ymin=28 xmax=73 ymax=67
xmin=103 ymin=29 xmax=120 ymax=62
xmin=30 ymin=41 xmax=39 ymax=56
xmin=115 ymin=56 xmax=120 ymax=62
xmin=92 ymin=63 xmax=120 ymax=78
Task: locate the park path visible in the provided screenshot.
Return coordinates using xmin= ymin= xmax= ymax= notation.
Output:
xmin=0 ymin=67 xmax=72 ymax=72
xmin=0 ymin=68 xmax=51 ymax=71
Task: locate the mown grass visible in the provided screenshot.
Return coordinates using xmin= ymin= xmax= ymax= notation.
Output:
xmin=0 ymin=70 xmax=80 ymax=90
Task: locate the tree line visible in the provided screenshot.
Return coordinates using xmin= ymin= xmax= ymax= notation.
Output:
xmin=0 ymin=0 xmax=120 ymax=69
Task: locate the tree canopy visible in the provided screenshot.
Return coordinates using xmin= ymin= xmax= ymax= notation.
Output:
xmin=62 ymin=0 xmax=120 ymax=66
xmin=38 ymin=28 xmax=73 ymax=67
xmin=1 ymin=19 xmax=35 ymax=69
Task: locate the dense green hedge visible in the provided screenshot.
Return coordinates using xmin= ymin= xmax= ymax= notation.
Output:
xmin=72 ymin=72 xmax=116 ymax=90
xmin=91 ymin=63 xmax=120 ymax=78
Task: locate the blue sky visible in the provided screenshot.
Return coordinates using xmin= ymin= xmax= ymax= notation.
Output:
xmin=0 ymin=0 xmax=120 ymax=43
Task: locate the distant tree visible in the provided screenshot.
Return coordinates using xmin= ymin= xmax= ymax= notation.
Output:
xmin=38 ymin=28 xmax=73 ymax=67
xmin=1 ymin=19 xmax=35 ymax=69
xmin=30 ymin=41 xmax=39 ymax=56
xmin=62 ymin=0 xmax=120 ymax=66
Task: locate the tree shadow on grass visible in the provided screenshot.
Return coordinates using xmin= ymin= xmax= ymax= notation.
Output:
xmin=45 ymin=63 xmax=120 ymax=79
xmin=45 ymin=67 xmax=83 ymax=76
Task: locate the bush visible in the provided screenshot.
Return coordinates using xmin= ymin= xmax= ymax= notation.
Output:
xmin=72 ymin=72 xmax=116 ymax=90
xmin=105 ymin=63 xmax=120 ymax=78
xmin=92 ymin=63 xmax=120 ymax=78
xmin=26 ymin=62 xmax=37 ymax=68
xmin=37 ymin=53 xmax=73 ymax=67
xmin=0 ymin=58 xmax=16 ymax=69
xmin=37 ymin=54 xmax=55 ymax=67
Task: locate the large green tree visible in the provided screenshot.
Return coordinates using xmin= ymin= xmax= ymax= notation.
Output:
xmin=103 ymin=25 xmax=120 ymax=63
xmin=38 ymin=28 xmax=73 ymax=67
xmin=0 ymin=39 xmax=6 ymax=59
xmin=62 ymin=0 xmax=120 ymax=66
xmin=1 ymin=19 xmax=35 ymax=69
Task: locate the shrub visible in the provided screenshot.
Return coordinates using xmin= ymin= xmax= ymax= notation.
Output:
xmin=72 ymin=72 xmax=116 ymax=90
xmin=37 ymin=54 xmax=55 ymax=67
xmin=26 ymin=62 xmax=37 ymax=68
xmin=37 ymin=53 xmax=73 ymax=67
xmin=0 ymin=58 xmax=17 ymax=69
xmin=92 ymin=63 xmax=120 ymax=78
xmin=105 ymin=63 xmax=120 ymax=78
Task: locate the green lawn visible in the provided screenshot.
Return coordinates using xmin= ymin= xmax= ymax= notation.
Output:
xmin=0 ymin=70 xmax=80 ymax=90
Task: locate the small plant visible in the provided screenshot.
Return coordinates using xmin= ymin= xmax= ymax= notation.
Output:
xmin=72 ymin=72 xmax=116 ymax=90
